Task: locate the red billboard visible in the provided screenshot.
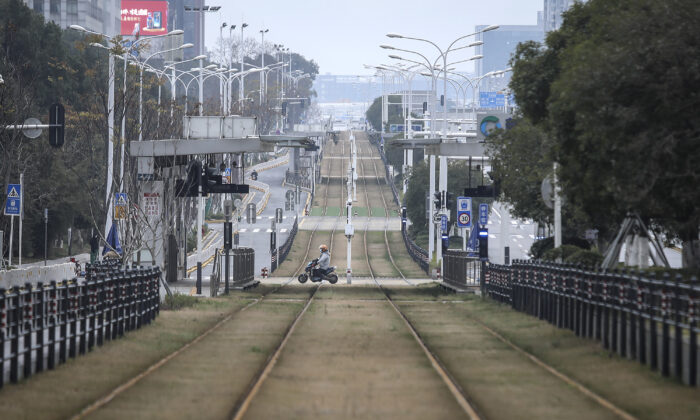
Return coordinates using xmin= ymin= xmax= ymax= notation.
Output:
xmin=121 ymin=1 xmax=168 ymax=36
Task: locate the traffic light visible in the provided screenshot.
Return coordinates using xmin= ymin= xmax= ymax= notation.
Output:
xmin=478 ymin=228 xmax=489 ymax=259
xmin=175 ymin=160 xmax=202 ymax=197
xmin=281 ymin=101 xmax=288 ymax=116
xmin=433 ymin=192 xmax=442 ymax=210
xmin=202 ymin=165 xmax=222 ymax=196
xmin=48 ymin=103 xmax=65 ymax=148
xmin=464 ymin=184 xmax=499 ymax=198
xmin=422 ymin=102 xmax=427 ymax=113
xmin=445 ymin=192 xmax=454 ymax=209
xmin=440 ymin=95 xmax=445 ymax=107
xmin=201 ymin=165 xmax=249 ymax=194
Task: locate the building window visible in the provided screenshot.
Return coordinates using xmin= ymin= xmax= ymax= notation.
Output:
xmin=50 ymin=0 xmax=60 ymax=14
xmin=67 ymin=0 xmax=78 ymax=15
xmin=33 ymin=0 xmax=43 ymax=13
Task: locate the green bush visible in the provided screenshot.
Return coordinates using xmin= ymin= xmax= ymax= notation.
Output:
xmin=566 ymin=249 xmax=603 ymax=266
xmin=529 ymin=236 xmax=591 ymax=259
xmin=542 ymin=245 xmax=582 ymax=262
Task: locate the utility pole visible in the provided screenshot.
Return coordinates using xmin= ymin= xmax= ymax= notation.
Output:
xmin=43 ymin=208 xmax=48 ymax=266
xmin=345 ymin=165 xmax=354 ymax=284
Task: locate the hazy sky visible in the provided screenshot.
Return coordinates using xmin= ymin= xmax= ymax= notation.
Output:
xmin=204 ymin=0 xmax=543 ymax=75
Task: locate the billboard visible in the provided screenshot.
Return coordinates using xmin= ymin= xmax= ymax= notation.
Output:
xmin=121 ymin=1 xmax=168 ymax=36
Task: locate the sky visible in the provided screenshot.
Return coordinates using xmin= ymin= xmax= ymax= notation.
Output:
xmin=204 ymin=0 xmax=544 ymax=75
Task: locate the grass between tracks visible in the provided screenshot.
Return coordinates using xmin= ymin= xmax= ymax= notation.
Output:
xmin=0 ymin=288 xmax=277 ymax=420
xmin=389 ymin=285 xmax=700 ymax=420
xmin=240 ymin=288 xmax=465 ymax=419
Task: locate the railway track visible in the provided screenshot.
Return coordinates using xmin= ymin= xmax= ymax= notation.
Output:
xmin=69 ymin=134 xmax=350 ymax=420
xmin=69 ymin=131 xmax=635 ymax=420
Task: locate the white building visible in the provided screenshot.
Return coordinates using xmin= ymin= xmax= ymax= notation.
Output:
xmin=543 ymin=0 xmax=588 ymax=32
xmin=24 ymin=0 xmax=121 ymax=37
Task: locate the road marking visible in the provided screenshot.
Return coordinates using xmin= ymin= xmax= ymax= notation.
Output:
xmin=239 ymin=228 xmax=247 ymax=233
xmin=266 ymin=229 xmax=273 ymax=233
xmin=280 ymin=228 xmax=287 ymax=233
xmin=253 ymin=228 xmax=260 ymax=233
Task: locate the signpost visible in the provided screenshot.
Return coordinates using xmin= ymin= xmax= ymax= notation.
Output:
xmin=4 ymin=183 xmax=21 ymax=266
xmin=114 ymin=192 xmax=128 ymax=220
xmin=4 ymin=184 xmax=21 ymax=216
xmin=457 ymin=196 xmax=472 ymax=252
xmin=479 ymin=203 xmax=489 ymax=226
xmin=456 ymin=196 xmax=472 ymax=228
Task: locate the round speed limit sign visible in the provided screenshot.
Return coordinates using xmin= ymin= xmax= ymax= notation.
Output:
xmin=458 ymin=212 xmax=471 ymax=226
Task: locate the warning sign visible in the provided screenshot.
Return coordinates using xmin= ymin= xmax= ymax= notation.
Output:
xmin=114 ymin=192 xmax=128 ymax=220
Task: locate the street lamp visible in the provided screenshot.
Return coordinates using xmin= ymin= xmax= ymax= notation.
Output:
xmin=259 ymin=29 xmax=269 ymax=105
xmin=383 ymin=26 xmax=497 ymax=268
xmin=74 ymin=25 xmax=182 ymax=245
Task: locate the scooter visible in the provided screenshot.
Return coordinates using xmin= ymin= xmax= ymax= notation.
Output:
xmin=298 ymin=259 xmax=338 ymax=284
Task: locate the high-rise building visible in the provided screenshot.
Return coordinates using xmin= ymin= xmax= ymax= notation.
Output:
xmin=24 ymin=0 xmax=121 ymax=36
xmin=474 ymin=17 xmax=545 ymax=87
xmin=544 ymin=0 xmax=588 ymax=32
xmin=170 ymin=0 xmax=205 ymax=60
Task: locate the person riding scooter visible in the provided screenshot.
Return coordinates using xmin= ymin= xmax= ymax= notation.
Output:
xmin=315 ymin=244 xmax=331 ymax=278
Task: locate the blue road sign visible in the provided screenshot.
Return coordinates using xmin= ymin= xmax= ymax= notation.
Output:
xmin=456 ymin=196 xmax=472 ymax=228
xmin=479 ymin=203 xmax=489 ymax=226
xmin=440 ymin=214 xmax=448 ymax=234
xmin=480 ymin=92 xmax=506 ymax=108
xmin=4 ymin=184 xmax=21 ymax=216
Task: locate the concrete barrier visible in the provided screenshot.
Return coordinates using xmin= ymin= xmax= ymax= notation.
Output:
xmin=0 ymin=262 xmax=76 ymax=289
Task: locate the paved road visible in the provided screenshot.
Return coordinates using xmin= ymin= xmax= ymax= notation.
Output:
xmin=179 ymin=155 xmax=310 ymax=291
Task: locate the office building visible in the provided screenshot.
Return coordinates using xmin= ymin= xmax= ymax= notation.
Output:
xmin=25 ymin=0 xmax=121 ymax=36
xmin=544 ymin=0 xmax=588 ymax=32
xmin=474 ymin=16 xmax=545 ymax=89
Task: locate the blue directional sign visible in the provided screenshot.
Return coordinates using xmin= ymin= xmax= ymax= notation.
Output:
xmin=4 ymin=184 xmax=21 ymax=216
xmin=456 ymin=196 xmax=472 ymax=228
xmin=480 ymin=91 xmax=506 ymax=108
xmin=479 ymin=203 xmax=489 ymax=226
xmin=440 ymin=214 xmax=448 ymax=234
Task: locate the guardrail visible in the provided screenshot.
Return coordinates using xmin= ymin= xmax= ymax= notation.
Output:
xmin=0 ymin=262 xmax=161 ymax=388
xmin=401 ymin=224 xmax=429 ymax=274
xmin=443 ymin=250 xmax=481 ymax=288
xmin=483 ymin=260 xmax=700 ymax=386
xmin=210 ymin=247 xmax=256 ymax=294
xmin=372 ymin=136 xmax=428 ymax=274
xmin=284 ymin=169 xmax=312 ymax=191
xmin=271 ymin=216 xmax=298 ymax=272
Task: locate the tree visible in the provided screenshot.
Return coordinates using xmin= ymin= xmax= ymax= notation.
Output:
xmin=501 ymin=0 xmax=700 ymax=267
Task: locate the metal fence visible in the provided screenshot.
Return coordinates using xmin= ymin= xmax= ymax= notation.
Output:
xmin=484 ymin=260 xmax=700 ymax=386
xmin=372 ymin=137 xmax=429 ymax=274
xmin=443 ymin=250 xmax=481 ymax=288
xmin=231 ymin=247 xmax=255 ymax=286
xmin=284 ymin=169 xmax=312 ymax=191
xmin=271 ymin=217 xmax=299 ymax=272
xmin=401 ymin=224 xmax=429 ymax=274
xmin=0 ymin=262 xmax=161 ymax=388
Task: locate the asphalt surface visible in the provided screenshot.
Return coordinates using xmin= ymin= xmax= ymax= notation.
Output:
xmin=174 ymin=155 xmax=310 ymax=294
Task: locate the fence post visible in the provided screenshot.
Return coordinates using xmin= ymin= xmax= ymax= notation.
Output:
xmin=689 ymin=276 xmax=698 ymax=386
xmin=661 ymin=273 xmax=670 ymax=377
xmin=673 ymin=274 xmax=683 ymax=381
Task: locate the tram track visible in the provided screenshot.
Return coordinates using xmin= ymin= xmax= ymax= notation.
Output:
xmin=69 ymin=134 xmax=349 ymax=420
xmin=352 ymin=132 xmax=481 ymax=418
xmin=228 ymin=133 xmax=352 ymax=419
